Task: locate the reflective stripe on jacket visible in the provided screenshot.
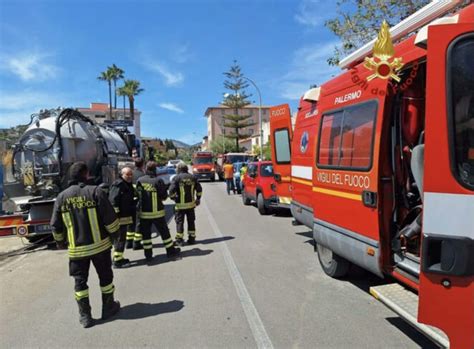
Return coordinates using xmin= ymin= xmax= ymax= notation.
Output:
xmin=136 ymin=175 xmax=168 ymax=219
xmin=50 ymin=183 xmax=119 ymax=260
xmin=169 ymin=172 xmax=202 ymax=210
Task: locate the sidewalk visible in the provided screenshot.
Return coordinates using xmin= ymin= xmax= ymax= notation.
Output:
xmin=0 ymin=235 xmax=32 ymax=255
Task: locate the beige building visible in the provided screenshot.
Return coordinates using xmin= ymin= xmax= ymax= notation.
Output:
xmin=77 ymin=103 xmax=142 ymax=139
xmin=204 ymin=105 xmax=271 ymax=151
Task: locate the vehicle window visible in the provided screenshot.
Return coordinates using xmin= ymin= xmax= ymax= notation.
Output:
xmin=260 ymin=164 xmax=273 ymax=177
xmin=274 ymin=129 xmax=291 ymax=164
xmin=448 ymin=34 xmax=474 ymax=189
xmin=248 ymin=164 xmax=257 ymax=176
xmin=317 ymin=101 xmax=377 ymax=171
xmin=193 ymin=157 xmax=212 ymax=164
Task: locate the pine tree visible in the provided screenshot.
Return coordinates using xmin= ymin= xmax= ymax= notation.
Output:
xmin=221 ymin=61 xmax=256 ymax=152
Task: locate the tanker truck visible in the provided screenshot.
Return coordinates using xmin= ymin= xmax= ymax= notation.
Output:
xmin=0 ymin=108 xmax=134 ymax=241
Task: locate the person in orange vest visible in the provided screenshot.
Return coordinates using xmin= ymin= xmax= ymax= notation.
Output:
xmin=223 ymin=160 xmax=235 ymax=195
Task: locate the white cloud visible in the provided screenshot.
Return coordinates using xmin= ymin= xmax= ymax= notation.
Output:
xmin=0 ymin=52 xmax=59 ymax=82
xmin=0 ymin=90 xmax=70 ymax=127
xmin=143 ymin=60 xmax=184 ymax=86
xmin=277 ymin=41 xmax=341 ymax=100
xmin=159 ymin=102 xmax=184 ymax=114
xmin=173 ymin=44 xmax=192 ymax=64
xmin=294 ymin=0 xmax=335 ymax=28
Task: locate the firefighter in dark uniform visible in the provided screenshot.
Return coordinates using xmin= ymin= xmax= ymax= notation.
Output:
xmin=136 ymin=161 xmax=181 ymax=262
xmin=108 ymin=167 xmax=136 ymax=268
xmin=126 ymin=157 xmax=145 ymax=250
xmin=50 ymin=162 xmax=121 ymax=328
xmin=169 ymin=163 xmax=202 ymax=246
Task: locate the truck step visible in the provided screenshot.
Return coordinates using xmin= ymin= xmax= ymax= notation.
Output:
xmin=369 ymin=283 xmax=449 ymax=348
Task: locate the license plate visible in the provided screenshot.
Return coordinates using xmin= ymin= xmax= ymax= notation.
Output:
xmin=35 ymin=224 xmax=52 ymax=233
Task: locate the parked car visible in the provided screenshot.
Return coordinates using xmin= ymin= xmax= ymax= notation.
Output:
xmin=166 ymin=159 xmax=185 ymax=168
xmin=156 ymin=167 xmax=177 ymax=187
xmin=241 ymin=161 xmax=277 ymax=215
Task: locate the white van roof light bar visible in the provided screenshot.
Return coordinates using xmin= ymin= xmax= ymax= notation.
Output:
xmin=339 ymin=0 xmax=462 ymax=69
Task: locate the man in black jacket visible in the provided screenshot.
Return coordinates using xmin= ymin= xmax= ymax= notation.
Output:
xmin=136 ymin=161 xmax=181 ymax=262
xmin=169 ymin=163 xmax=202 ymax=246
xmin=109 ymin=167 xmax=136 ymax=268
xmin=50 ymin=162 xmax=121 ymax=328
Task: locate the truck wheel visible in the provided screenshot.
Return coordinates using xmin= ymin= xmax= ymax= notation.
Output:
xmin=316 ymin=243 xmax=350 ymax=278
xmin=242 ymin=189 xmax=251 ymax=205
xmin=257 ymin=193 xmax=270 ymax=215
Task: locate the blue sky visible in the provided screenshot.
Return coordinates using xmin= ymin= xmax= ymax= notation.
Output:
xmin=0 ymin=0 xmax=342 ymax=145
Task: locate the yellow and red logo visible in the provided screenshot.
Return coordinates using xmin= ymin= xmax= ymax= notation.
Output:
xmin=364 ymin=21 xmax=404 ymax=82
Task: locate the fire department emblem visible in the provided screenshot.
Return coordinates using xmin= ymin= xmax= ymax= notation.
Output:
xmin=300 ymin=131 xmax=309 ymax=153
xmin=364 ymin=21 xmax=404 ymax=82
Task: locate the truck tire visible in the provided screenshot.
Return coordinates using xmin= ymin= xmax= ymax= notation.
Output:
xmin=242 ymin=189 xmax=251 ymax=205
xmin=257 ymin=192 xmax=270 ymax=215
xmin=316 ymin=243 xmax=350 ymax=278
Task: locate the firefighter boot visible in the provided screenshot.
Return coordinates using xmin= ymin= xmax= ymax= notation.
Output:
xmin=175 ymin=238 xmax=184 ymax=247
xmin=144 ymin=248 xmax=153 ymax=263
xmin=77 ymin=298 xmax=94 ymax=328
xmin=187 ymin=236 xmax=196 ymax=245
xmin=166 ymin=246 xmax=181 ymax=259
xmin=101 ymin=292 xmax=121 ymax=320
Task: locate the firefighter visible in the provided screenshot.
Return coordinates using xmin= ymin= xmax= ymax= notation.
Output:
xmin=50 ymin=162 xmax=121 ymax=328
xmin=136 ymin=161 xmax=181 ymax=262
xmin=108 ymin=167 xmax=136 ymax=268
xmin=169 ymin=163 xmax=202 ymax=246
xmin=126 ymin=157 xmax=145 ymax=250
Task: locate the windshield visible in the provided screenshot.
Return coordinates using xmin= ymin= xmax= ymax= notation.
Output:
xmin=227 ymin=155 xmax=252 ymax=163
xmin=193 ymin=157 xmax=213 ymax=165
xmin=260 ymin=164 xmax=273 ymax=177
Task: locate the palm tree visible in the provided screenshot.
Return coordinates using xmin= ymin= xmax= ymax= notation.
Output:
xmin=97 ymin=69 xmax=114 ymax=119
xmin=109 ymin=64 xmax=125 ymax=109
xmin=118 ymin=80 xmax=144 ymax=121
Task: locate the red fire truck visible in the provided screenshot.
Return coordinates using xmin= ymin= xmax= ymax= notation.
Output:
xmin=270 ymin=3 xmax=473 ymax=348
xmin=191 ymin=151 xmax=216 ymax=181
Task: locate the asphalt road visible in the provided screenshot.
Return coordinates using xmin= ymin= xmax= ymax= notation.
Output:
xmin=0 ymin=181 xmax=436 ymax=348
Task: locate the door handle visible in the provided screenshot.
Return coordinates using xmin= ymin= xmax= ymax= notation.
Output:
xmin=362 ymin=190 xmax=377 ymax=208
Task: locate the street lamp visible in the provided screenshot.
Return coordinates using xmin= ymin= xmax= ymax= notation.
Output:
xmin=242 ymin=76 xmax=263 ymax=161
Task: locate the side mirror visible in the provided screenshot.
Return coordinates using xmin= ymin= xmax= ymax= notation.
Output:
xmin=274 ymin=173 xmax=282 ymax=182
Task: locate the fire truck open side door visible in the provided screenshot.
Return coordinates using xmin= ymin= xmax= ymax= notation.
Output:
xmin=269 ymin=104 xmax=293 ymax=204
xmin=418 ymin=23 xmax=474 ymax=349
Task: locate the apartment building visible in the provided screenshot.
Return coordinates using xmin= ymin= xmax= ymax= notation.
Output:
xmin=204 ymin=104 xmax=271 ymax=151
xmin=77 ymin=102 xmax=142 ymax=138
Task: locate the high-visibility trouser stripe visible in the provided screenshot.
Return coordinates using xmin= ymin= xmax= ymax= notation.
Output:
xmin=75 ymin=289 xmax=89 ymax=300
xmin=119 ymin=216 xmax=133 ymax=226
xmin=197 ymin=192 xmax=202 ymax=198
xmin=68 ymin=238 xmax=112 ymax=259
xmin=175 ymin=232 xmax=184 ymax=239
xmin=87 ymin=208 xmax=101 ymax=243
xmin=53 ymin=232 xmax=65 ymax=241
xmin=188 ymin=230 xmax=196 ymax=237
xmin=179 ymin=183 xmax=185 ymax=206
xmin=105 ymin=219 xmax=120 ymax=233
xmin=139 ymin=210 xmax=165 ymax=219
xmin=113 ymin=251 xmax=124 ymax=261
xmin=142 ymin=239 xmax=152 ymax=250
xmin=134 ymin=233 xmax=143 ymax=241
xmin=101 ymin=283 xmax=115 ymax=294
xmin=175 ymin=202 xmax=196 ymax=210
xmin=162 ymin=237 xmax=173 ymax=248
xmin=114 ymin=207 xmax=120 ymax=213
xmin=126 ymin=232 xmax=135 ymax=240
xmin=62 ymin=212 xmax=75 ymax=248
xmin=152 ymin=192 xmax=158 ymax=215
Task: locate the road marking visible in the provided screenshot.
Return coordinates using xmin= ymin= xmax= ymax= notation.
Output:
xmin=202 ymin=199 xmax=274 ymax=349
